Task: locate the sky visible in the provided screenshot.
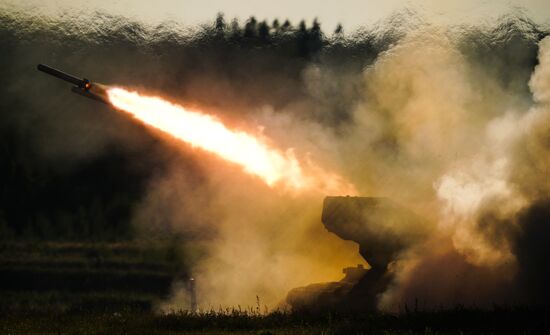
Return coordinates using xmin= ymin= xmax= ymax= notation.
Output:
xmin=3 ymin=0 xmax=550 ymax=32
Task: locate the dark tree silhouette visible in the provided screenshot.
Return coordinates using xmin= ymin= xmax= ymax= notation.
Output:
xmin=272 ymin=19 xmax=280 ymax=32
xmin=281 ymin=19 xmax=292 ymax=32
xmin=311 ymin=18 xmax=321 ymax=35
xmin=215 ymin=12 xmax=226 ymax=33
xmin=334 ymin=23 xmax=343 ymax=35
xmin=230 ymin=18 xmax=240 ymax=39
xmin=298 ymin=20 xmax=307 ymax=33
xmin=258 ymin=20 xmax=270 ymax=41
xmin=308 ymin=18 xmax=324 ymax=53
xmin=244 ymin=16 xmax=258 ymax=38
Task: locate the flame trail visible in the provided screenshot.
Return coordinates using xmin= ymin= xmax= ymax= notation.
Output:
xmin=107 ymin=88 xmax=356 ymax=194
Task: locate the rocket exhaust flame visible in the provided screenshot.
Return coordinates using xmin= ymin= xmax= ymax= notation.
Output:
xmin=107 ymin=88 xmax=356 ymax=194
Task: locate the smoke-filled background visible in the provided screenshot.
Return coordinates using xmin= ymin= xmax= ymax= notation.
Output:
xmin=2 ymin=2 xmax=550 ymax=311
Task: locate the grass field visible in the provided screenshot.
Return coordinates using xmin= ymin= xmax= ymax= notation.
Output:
xmin=0 ymin=241 xmax=184 ymax=313
xmin=2 ymin=308 xmax=550 ymax=334
xmin=1 ymin=242 xmax=548 ymax=334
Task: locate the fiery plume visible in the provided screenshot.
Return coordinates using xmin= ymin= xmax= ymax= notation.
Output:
xmin=107 ymin=88 xmax=355 ymax=195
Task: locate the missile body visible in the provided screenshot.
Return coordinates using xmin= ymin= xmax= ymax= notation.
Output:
xmin=37 ymin=64 xmax=110 ymax=104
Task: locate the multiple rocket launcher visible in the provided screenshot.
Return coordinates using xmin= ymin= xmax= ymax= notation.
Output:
xmin=37 ymin=64 xmax=110 ymax=104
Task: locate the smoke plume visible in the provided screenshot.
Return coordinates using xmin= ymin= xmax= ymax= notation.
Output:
xmin=1 ymin=4 xmax=550 ymax=311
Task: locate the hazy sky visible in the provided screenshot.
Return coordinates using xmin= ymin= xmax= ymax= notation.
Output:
xmin=3 ymin=0 xmax=550 ymax=31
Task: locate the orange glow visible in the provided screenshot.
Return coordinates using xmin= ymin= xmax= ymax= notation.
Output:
xmin=107 ymin=87 xmax=356 ymax=194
